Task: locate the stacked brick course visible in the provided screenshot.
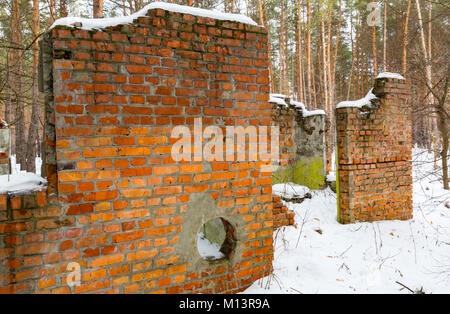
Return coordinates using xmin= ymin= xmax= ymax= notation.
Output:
xmin=0 ymin=7 xmax=274 ymax=294
xmin=336 ymin=77 xmax=413 ymax=223
xmin=271 ymin=195 xmax=295 ymax=228
xmin=270 ymin=100 xmax=295 ymax=172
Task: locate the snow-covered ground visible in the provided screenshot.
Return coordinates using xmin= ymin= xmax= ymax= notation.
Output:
xmin=197 ymin=232 xmax=225 ymax=260
xmin=245 ymin=148 xmax=450 ymax=294
xmin=272 ymin=183 xmax=310 ymax=200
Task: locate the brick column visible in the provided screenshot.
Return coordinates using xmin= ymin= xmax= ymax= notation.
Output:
xmin=0 ymin=120 xmax=9 ymax=175
xmin=336 ymin=77 xmax=413 ymax=223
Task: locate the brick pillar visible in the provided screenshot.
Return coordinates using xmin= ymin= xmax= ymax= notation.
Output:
xmin=0 ymin=120 xmax=10 ymax=175
xmin=336 ymin=77 xmax=413 ymax=223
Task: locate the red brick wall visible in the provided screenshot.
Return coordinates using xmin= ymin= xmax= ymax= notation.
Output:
xmin=336 ymin=77 xmax=413 ymax=224
xmin=271 ymin=102 xmax=295 ymax=170
xmin=272 ymin=195 xmax=295 ymax=228
xmin=0 ymin=8 xmax=273 ymax=294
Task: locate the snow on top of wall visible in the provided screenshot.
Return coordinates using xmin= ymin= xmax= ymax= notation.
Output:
xmin=269 ymin=94 xmax=325 ymax=118
xmin=336 ymin=88 xmax=378 ymax=109
xmin=0 ymin=172 xmax=47 ymax=195
xmin=376 ymin=72 xmax=405 ymax=80
xmin=303 ymin=109 xmax=326 ymax=117
xmin=291 ymin=100 xmax=325 ymax=116
xmin=50 ymin=1 xmax=258 ymax=31
xmin=270 ymin=94 xmax=288 ymax=99
xmin=269 ymin=95 xmax=288 ymax=106
xmin=291 ymin=100 xmax=306 ymax=111
xmin=326 ymin=173 xmax=336 ymax=182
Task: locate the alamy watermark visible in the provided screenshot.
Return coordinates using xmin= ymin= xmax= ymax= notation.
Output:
xmin=170 ymin=118 xmax=280 ymax=171
xmin=66 ymin=262 xmax=81 ymax=287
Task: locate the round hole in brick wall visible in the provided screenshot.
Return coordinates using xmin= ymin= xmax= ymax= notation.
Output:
xmin=197 ymin=217 xmax=237 ymax=261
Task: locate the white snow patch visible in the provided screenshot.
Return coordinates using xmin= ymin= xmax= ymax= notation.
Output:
xmin=197 ymin=232 xmax=225 ymax=260
xmin=326 ymin=173 xmax=336 ymax=182
xmin=336 ymin=88 xmax=378 ymax=109
xmin=303 ymin=109 xmax=326 ymax=117
xmin=50 ymin=2 xmax=258 ymax=30
xmin=377 ymin=72 xmax=405 ymax=80
xmin=0 ymin=172 xmax=47 ymax=194
xmin=1 ymin=155 xmax=46 ymax=194
xmin=291 ymin=100 xmax=306 ymax=111
xmin=269 ymin=95 xmax=288 ymax=106
xmin=272 ymin=183 xmax=310 ymax=199
xmin=269 ymin=94 xmax=325 ymax=117
xmin=244 ymin=147 xmax=450 ymax=294
xmin=270 ymin=94 xmax=288 ymax=99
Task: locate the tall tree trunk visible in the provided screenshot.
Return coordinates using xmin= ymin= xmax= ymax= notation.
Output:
xmin=10 ymin=0 xmax=26 ymax=169
xmin=128 ymin=0 xmax=134 ymax=14
xmin=50 ymin=0 xmax=56 ymax=24
xmin=26 ymin=0 xmax=41 ymax=173
xmin=93 ymin=0 xmax=103 ymax=18
xmin=326 ymin=4 xmax=333 ymax=111
xmin=312 ymin=53 xmax=317 ymax=109
xmin=401 ymin=0 xmax=412 ymax=76
xmin=355 ymin=15 xmax=361 ymax=99
xmin=320 ymin=2 xmax=328 ymax=109
xmin=60 ymin=0 xmax=67 ymax=17
xmin=297 ymin=0 xmax=304 ymax=102
xmin=371 ymin=4 xmax=378 ymax=75
xmin=258 ymin=0 xmax=263 ymax=25
xmin=435 ymin=74 xmax=449 ymax=190
xmin=415 ymin=0 xmax=434 ymax=141
xmin=427 ymin=0 xmax=437 ymax=141
xmin=285 ymin=21 xmax=289 ymax=95
xmin=306 ymin=0 xmax=312 ymax=106
xmin=279 ymin=0 xmax=286 ymax=94
xmin=383 ymin=0 xmax=387 ymax=72
xmin=331 ymin=0 xmax=342 ymax=95
xmin=439 ymin=112 xmax=449 ymax=190
xmin=301 ymin=6 xmax=308 ymax=105
xmin=347 ymin=13 xmax=357 ymax=100
xmin=427 ymin=0 xmax=432 ymax=64
xmin=122 ymin=0 xmax=127 ymax=15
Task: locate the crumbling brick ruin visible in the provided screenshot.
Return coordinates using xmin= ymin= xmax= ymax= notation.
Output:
xmin=269 ymin=95 xmax=326 ymax=190
xmin=336 ymin=77 xmax=413 ymax=223
xmin=0 ymin=5 xmax=275 ymax=294
xmin=0 ymin=3 xmax=415 ymax=295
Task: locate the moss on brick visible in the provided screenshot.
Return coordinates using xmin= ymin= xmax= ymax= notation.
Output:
xmin=292 ymin=157 xmax=325 ymax=190
xmin=271 ymin=157 xmax=325 ymax=190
